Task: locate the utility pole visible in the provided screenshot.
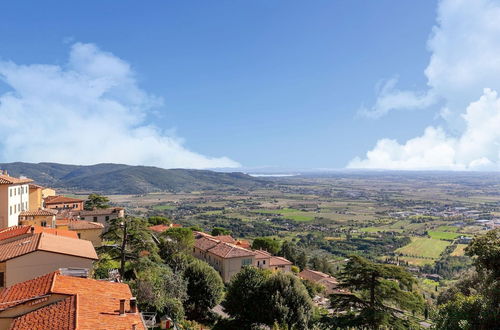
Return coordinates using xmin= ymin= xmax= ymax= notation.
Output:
xmin=119 ymin=219 xmax=128 ymax=280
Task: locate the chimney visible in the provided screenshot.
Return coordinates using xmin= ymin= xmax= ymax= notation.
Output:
xmin=129 ymin=297 xmax=138 ymax=314
xmin=119 ymin=299 xmax=126 ymax=316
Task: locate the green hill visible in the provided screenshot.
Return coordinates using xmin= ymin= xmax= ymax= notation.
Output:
xmin=0 ymin=162 xmax=268 ymax=194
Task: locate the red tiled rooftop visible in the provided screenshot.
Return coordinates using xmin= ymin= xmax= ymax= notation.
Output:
xmin=0 ymin=226 xmax=31 ymax=241
xmin=0 ymin=233 xmax=97 ymax=262
xmin=44 ymin=196 xmax=84 ymax=204
xmin=215 ymin=235 xmax=236 ymax=244
xmin=9 ymin=295 xmax=76 ymax=329
xmin=0 ymin=272 xmax=145 ymax=330
xmin=208 ymin=242 xmax=256 ymax=259
xmin=0 ymin=174 xmax=33 ymax=185
xmin=68 ymin=221 xmax=104 ymax=230
xmin=19 ymin=209 xmax=57 ymax=217
xmin=148 ymin=223 xmax=181 ymax=233
xmin=270 ymin=256 xmax=293 ymax=266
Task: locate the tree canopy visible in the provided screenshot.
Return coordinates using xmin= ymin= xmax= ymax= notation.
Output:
xmin=183 ymin=259 xmax=224 ymax=321
xmin=224 ymin=267 xmax=313 ymax=329
xmin=434 ymin=229 xmax=500 ymax=329
xmin=327 ymin=255 xmax=424 ymax=329
xmin=252 ymin=237 xmax=282 ymax=255
xmin=84 ymin=193 xmax=110 ymax=210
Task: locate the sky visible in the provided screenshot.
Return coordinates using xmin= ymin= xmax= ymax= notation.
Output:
xmin=1 ymin=0 xmax=500 ymax=171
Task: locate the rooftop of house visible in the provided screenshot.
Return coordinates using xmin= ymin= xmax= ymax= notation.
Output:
xmin=253 ymin=249 xmax=272 ymax=259
xmin=67 ymin=221 xmax=104 ymax=230
xmin=298 ymin=269 xmax=339 ymax=285
xmin=215 ymin=235 xmax=236 ymax=244
xmin=0 ymin=271 xmax=145 ymax=329
xmin=0 ymin=225 xmax=78 ymax=241
xmin=44 ymin=196 xmax=84 ymax=205
xmin=209 ymin=242 xmax=256 ymax=258
xmin=148 ymin=223 xmax=182 ymax=233
xmin=0 ymin=232 xmax=98 ymax=262
xmin=270 ymin=256 xmax=293 ymax=266
xmin=28 ymin=183 xmax=45 ymax=190
xmin=0 ymin=173 xmax=33 ymax=185
xmin=19 ymin=209 xmax=58 ymax=217
xmin=78 ymin=207 xmax=124 ymax=216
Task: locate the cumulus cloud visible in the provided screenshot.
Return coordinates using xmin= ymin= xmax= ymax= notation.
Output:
xmin=350 ymin=0 xmax=500 ymax=170
xmin=0 ymin=43 xmax=240 ymax=169
xmin=349 ymin=89 xmax=500 ymax=170
xmin=362 ymin=0 xmax=500 ymax=119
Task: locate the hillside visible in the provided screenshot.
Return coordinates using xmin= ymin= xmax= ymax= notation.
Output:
xmin=0 ymin=162 xmax=268 ymax=194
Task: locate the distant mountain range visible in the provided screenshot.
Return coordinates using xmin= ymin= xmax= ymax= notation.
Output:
xmin=0 ymin=162 xmax=269 ymax=194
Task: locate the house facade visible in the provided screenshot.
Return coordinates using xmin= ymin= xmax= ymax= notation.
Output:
xmin=0 ymin=173 xmax=32 ymax=229
xmin=193 ymin=232 xmax=293 ymax=282
xmin=19 ymin=209 xmax=57 ymax=227
xmin=44 ymin=196 xmax=84 ymax=211
xmin=77 ymin=207 xmax=125 ymax=229
xmin=28 ymin=184 xmax=44 ymax=211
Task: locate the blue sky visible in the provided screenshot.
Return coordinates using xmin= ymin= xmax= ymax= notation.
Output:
xmin=2 ymin=1 xmax=500 ymax=170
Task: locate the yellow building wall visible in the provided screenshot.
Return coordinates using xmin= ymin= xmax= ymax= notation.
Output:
xmin=74 ymin=228 xmax=103 ymax=247
xmin=28 ymin=187 xmax=43 ymax=211
xmin=41 ymin=188 xmax=56 ymax=199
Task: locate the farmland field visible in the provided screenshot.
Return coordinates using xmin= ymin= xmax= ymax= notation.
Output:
xmin=427 ymin=231 xmax=462 ymax=241
xmin=450 ymin=244 xmax=468 ymax=256
xmin=396 ymin=237 xmax=451 ymax=259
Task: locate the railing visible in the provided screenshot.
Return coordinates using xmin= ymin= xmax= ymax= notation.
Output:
xmin=141 ymin=312 xmax=157 ymax=329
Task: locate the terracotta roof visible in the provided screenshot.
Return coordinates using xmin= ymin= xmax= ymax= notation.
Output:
xmin=28 ymin=184 xmax=44 ymax=189
xmin=68 ymin=221 xmax=104 ymax=230
xmin=149 ymin=224 xmax=171 ymax=233
xmin=215 ymin=235 xmax=236 ymax=244
xmin=19 ymin=209 xmax=57 ymax=217
xmin=9 ymin=295 xmax=76 ymax=329
xmin=32 ymin=227 xmax=79 ymax=239
xmin=0 ymin=272 xmax=56 ymax=310
xmin=208 ymin=242 xmax=256 ymax=259
xmin=78 ymin=207 xmax=123 ymax=216
xmin=0 ymin=174 xmax=33 ymax=185
xmin=0 ymin=226 xmax=31 ymax=241
xmin=0 ymin=272 xmax=145 ymax=330
xmin=0 ymin=233 xmax=98 ymax=262
xmin=44 ymin=196 xmax=84 ymax=205
xmin=298 ymin=269 xmax=338 ymax=285
xmin=235 ymin=240 xmax=251 ymax=249
xmin=270 ymin=256 xmax=293 ymax=266
xmin=253 ymin=249 xmax=272 ymax=259
xmin=194 ymin=236 xmax=220 ymax=251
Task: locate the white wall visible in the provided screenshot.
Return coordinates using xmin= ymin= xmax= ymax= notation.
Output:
xmin=5 ymin=184 xmax=29 ymax=228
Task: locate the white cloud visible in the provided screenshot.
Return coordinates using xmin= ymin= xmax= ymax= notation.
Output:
xmin=351 ymin=0 xmax=500 ymax=170
xmin=359 ymin=77 xmax=437 ymax=119
xmin=349 ymin=89 xmax=500 ymax=170
xmin=0 ymin=43 xmax=240 ymax=169
xmin=362 ymin=0 xmax=500 ymax=119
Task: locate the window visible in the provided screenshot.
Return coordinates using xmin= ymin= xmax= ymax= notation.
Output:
xmin=41 ymin=221 xmax=47 ymax=227
xmin=77 ymin=233 xmax=81 ymax=239
xmin=105 ymin=216 xmax=110 ymax=221
xmin=9 ymin=189 xmax=12 ymax=197
xmin=93 ymin=217 xmax=97 ymax=221
xmin=81 ymin=217 xmax=85 ymax=220
xmin=241 ymin=258 xmax=252 ymax=266
xmin=9 ymin=206 xmax=12 ymax=215
xmin=263 ymin=260 xmax=266 ymax=265
xmin=0 ymin=272 xmax=4 ymax=288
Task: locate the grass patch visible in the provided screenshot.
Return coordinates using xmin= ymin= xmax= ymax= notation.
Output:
xmin=450 ymin=244 xmax=468 ymax=256
xmin=428 ymin=231 xmax=462 ymax=241
xmin=396 ymin=237 xmax=451 ymax=259
xmin=252 ymin=208 xmax=314 ymax=222
xmin=399 ymin=256 xmax=435 ymax=266
xmin=435 ymin=225 xmax=459 ymax=232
